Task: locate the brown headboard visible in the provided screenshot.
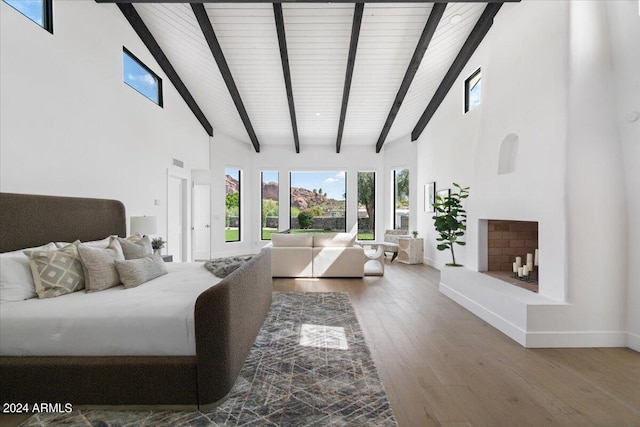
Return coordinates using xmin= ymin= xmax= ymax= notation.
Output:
xmin=0 ymin=193 xmax=126 ymax=253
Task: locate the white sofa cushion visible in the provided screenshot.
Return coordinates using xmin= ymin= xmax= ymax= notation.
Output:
xmin=271 ymin=233 xmax=313 ymax=248
xmin=313 ymin=233 xmax=356 ymax=248
xmin=312 ymin=247 xmax=364 ymax=277
xmin=271 ymin=247 xmax=313 ymax=277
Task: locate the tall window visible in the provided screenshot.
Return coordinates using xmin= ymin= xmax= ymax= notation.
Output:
xmin=261 ymin=171 xmax=279 ymax=240
xmin=225 ymin=168 xmax=240 ymax=242
xmin=465 ymin=68 xmax=481 ymax=113
xmin=123 ymin=48 xmax=163 ymax=107
xmin=3 ymin=0 xmax=53 ymax=33
xmin=393 ymin=169 xmax=409 ymax=230
xmin=290 ymin=171 xmax=346 ymax=233
xmin=357 ymin=172 xmax=375 ymax=240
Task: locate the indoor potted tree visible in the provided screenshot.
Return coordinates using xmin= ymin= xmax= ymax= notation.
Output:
xmin=432 ymin=183 xmax=469 ymax=266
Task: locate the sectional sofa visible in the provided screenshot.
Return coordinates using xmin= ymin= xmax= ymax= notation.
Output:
xmin=267 ymin=233 xmax=365 ymax=278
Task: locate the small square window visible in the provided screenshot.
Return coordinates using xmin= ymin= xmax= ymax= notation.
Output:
xmin=3 ymin=0 xmax=53 ymax=33
xmin=465 ymin=68 xmax=481 ymax=113
xmin=123 ymin=47 xmax=163 ymax=107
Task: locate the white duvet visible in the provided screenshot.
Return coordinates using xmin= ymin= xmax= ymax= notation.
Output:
xmin=0 ymin=262 xmax=221 ymax=356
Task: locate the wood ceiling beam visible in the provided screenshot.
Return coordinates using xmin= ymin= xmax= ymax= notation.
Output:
xmin=98 ymin=0 xmax=518 ymax=4
xmin=336 ymin=3 xmax=364 ymax=154
xmin=273 ymin=3 xmax=300 ymax=154
xmin=115 ymin=3 xmax=213 ymax=136
xmin=411 ymin=3 xmax=502 ymax=141
xmin=375 ymin=3 xmax=446 ymax=153
xmin=192 ymin=3 xmax=261 ymax=152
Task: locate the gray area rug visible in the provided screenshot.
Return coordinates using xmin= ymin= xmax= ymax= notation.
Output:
xmin=22 ymin=292 xmax=397 ymax=426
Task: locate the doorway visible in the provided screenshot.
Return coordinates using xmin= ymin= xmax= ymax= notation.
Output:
xmin=192 ymin=183 xmax=211 ymax=261
xmin=167 ymin=172 xmax=188 ymax=262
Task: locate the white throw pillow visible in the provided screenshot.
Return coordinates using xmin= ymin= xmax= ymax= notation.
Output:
xmin=0 ymin=242 xmax=57 ymax=302
xmin=271 ymin=233 xmax=313 ymax=247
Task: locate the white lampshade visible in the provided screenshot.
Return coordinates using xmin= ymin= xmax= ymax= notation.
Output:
xmin=130 ymin=216 xmax=158 ymax=236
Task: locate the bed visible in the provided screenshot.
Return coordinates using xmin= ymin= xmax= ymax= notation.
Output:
xmin=0 ymin=192 xmax=272 ymax=409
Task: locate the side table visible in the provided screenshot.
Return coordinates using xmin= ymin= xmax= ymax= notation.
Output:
xmin=397 ymin=238 xmax=424 ymax=264
xmin=357 ymin=241 xmax=386 ymax=276
xmin=161 ymin=255 xmax=173 ymax=262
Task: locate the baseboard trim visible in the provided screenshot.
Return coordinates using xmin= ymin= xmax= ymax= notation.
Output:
xmin=439 ymin=282 xmax=527 ymax=346
xmin=628 ymin=332 xmax=640 ymax=352
xmin=525 ymin=331 xmax=628 ymax=348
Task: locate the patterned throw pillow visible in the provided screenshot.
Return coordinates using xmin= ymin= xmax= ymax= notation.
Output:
xmin=117 ymin=235 xmax=152 ymax=260
xmin=24 ymin=242 xmax=85 ymax=299
xmin=78 ymin=238 xmax=125 ymax=292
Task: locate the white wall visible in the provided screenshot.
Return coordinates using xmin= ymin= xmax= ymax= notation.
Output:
xmin=413 ymin=0 xmax=636 ymax=347
xmin=204 ymin=137 xmax=385 ymax=257
xmin=0 ymin=1 xmax=210 ymax=260
xmin=605 ymin=1 xmax=640 ymax=350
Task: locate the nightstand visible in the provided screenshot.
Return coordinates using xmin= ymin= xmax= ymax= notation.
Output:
xmin=161 ymin=255 xmax=173 ymax=262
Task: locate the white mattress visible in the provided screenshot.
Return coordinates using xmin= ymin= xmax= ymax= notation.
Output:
xmin=0 ymin=262 xmax=221 ymax=356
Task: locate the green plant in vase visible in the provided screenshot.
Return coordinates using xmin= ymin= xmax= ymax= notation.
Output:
xmin=432 ymin=183 xmax=469 ymax=266
xmin=151 ymin=237 xmax=166 ymax=255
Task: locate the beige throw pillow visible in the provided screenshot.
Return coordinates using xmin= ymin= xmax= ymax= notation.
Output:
xmin=118 ymin=235 xmax=152 ymax=260
xmin=78 ymin=238 xmax=125 ymax=292
xmin=24 ymin=242 xmax=85 ymax=299
xmin=115 ymin=253 xmax=168 ymax=289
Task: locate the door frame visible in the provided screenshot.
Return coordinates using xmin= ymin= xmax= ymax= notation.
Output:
xmin=167 ymin=167 xmax=190 ymax=262
xmin=191 ymin=182 xmax=211 ymax=261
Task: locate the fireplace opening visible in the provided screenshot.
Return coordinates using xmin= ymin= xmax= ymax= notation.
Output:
xmin=483 ymin=220 xmax=539 ymax=293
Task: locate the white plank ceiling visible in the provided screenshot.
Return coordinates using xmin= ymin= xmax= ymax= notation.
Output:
xmin=134 ymin=2 xmax=490 ymax=151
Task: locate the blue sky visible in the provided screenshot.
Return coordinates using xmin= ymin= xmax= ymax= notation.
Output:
xmin=260 ymin=171 xmax=346 ymax=200
xmin=123 ymin=52 xmax=159 ymax=104
xmin=4 ymin=0 xmax=44 ymax=26
xmin=262 ymin=171 xmax=278 ymax=184
xmin=291 ymin=171 xmax=346 ymax=200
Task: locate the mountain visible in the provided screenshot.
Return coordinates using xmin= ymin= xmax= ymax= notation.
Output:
xmin=226 ymin=176 xmax=343 ymax=211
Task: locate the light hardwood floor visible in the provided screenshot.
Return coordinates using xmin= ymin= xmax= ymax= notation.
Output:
xmin=2 ymin=263 xmax=638 ymax=427
xmin=273 ymin=262 xmax=640 ymax=427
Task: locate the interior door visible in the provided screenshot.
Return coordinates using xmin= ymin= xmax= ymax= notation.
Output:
xmin=192 ymin=184 xmax=211 ymax=261
xmin=167 ymin=176 xmax=184 ymax=262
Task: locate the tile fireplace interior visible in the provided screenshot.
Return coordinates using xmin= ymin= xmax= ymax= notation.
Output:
xmin=484 ymin=220 xmax=539 ymax=293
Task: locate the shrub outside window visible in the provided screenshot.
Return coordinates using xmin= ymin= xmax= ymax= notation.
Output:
xmin=290 ymin=171 xmax=346 ymax=233
xmin=225 ymin=168 xmax=241 ymax=242
xmin=261 ymin=171 xmax=279 ymax=240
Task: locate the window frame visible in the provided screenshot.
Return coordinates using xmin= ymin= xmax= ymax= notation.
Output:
xmin=225 ymin=168 xmax=241 ymax=243
xmin=393 ymin=168 xmax=409 ymax=231
xmin=3 ymin=0 xmax=53 ymax=33
xmin=289 ymin=171 xmax=347 ymax=233
xmin=261 ymin=171 xmax=279 ymax=241
xmin=357 ymin=171 xmax=376 ymax=241
xmin=464 ymin=67 xmax=481 ymax=113
xmin=122 ymin=47 xmax=164 ymax=107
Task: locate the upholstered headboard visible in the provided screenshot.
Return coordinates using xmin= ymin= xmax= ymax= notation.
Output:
xmin=0 ymin=193 xmax=126 ymax=253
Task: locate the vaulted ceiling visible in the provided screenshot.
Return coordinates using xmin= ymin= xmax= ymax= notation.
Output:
xmin=97 ymin=1 xmax=516 ymax=153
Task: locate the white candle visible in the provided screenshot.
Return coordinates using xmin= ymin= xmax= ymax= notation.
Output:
xmin=518 ymin=267 xmax=523 ymax=277
xmin=515 ymin=256 xmax=522 ymax=268
xmin=523 ymin=265 xmax=529 ymax=276
xmin=527 ymin=253 xmax=533 ymax=265
xmin=513 ymin=262 xmax=518 ymax=273
xmin=527 ymin=262 xmax=533 ymax=272
xmin=534 ymin=249 xmax=539 ymax=266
